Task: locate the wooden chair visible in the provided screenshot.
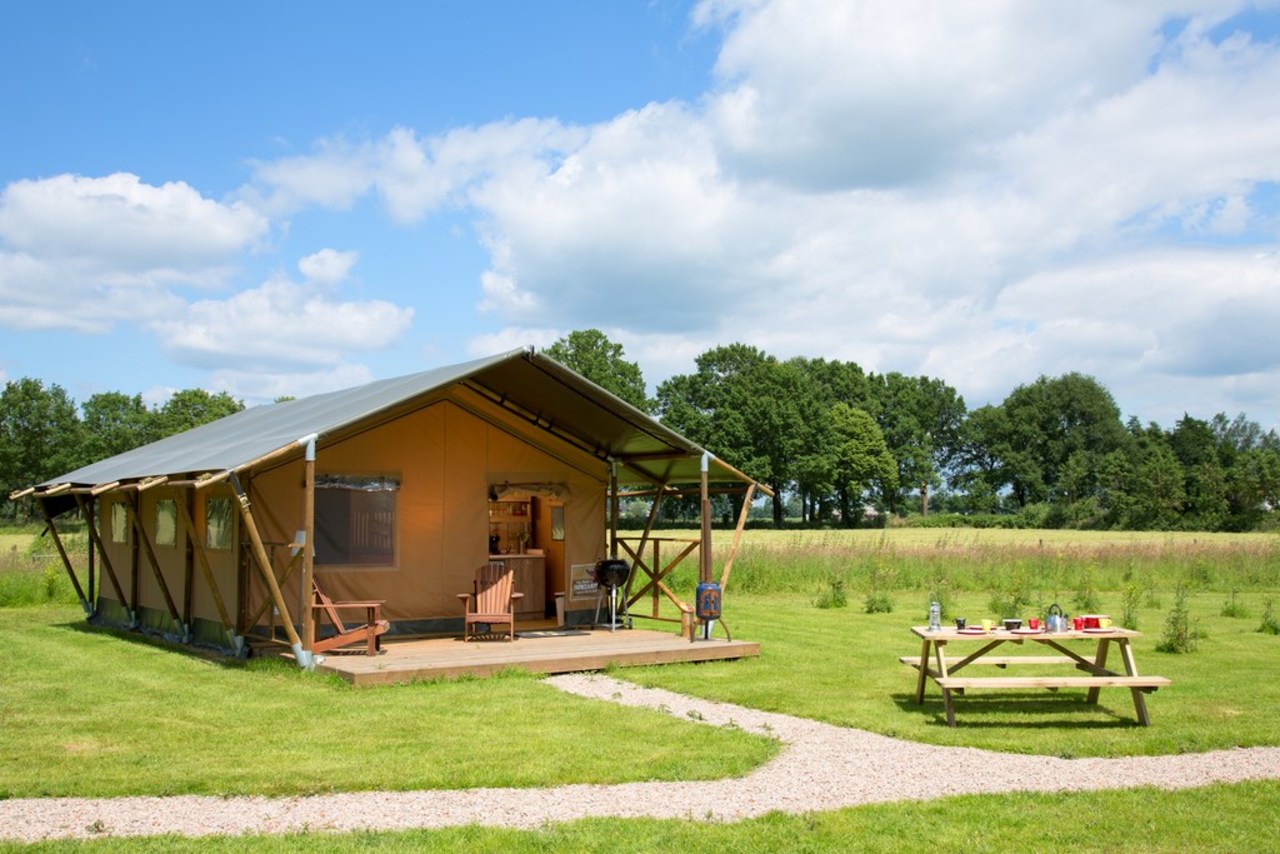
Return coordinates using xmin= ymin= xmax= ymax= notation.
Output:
xmin=457 ymin=561 xmax=523 ymax=641
xmin=311 ymin=579 xmax=389 ymax=656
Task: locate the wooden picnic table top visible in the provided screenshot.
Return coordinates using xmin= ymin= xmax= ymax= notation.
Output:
xmin=910 ymin=625 xmax=1140 ymax=641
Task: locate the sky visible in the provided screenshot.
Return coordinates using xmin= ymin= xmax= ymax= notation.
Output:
xmin=3 ymin=1 xmax=1280 ymax=432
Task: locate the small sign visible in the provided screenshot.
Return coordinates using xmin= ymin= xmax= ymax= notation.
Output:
xmin=569 ymin=563 xmax=598 ymax=601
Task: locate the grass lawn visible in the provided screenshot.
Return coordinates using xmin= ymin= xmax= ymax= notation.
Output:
xmin=618 ymin=590 xmax=1280 ymax=757
xmin=0 ymin=606 xmax=776 ymax=799
xmin=4 ymin=527 xmax=1279 ymax=849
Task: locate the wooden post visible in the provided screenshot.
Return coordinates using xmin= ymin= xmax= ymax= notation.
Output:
xmin=75 ymin=494 xmax=127 ymax=606
xmin=609 ymin=460 xmax=619 ymax=559
xmin=123 ymin=495 xmax=184 ymax=632
xmin=229 ymin=474 xmax=302 ymax=652
xmin=176 ymin=491 xmax=235 ymax=637
xmin=626 ymin=491 xmax=664 ymax=615
xmin=129 ymin=493 xmax=140 ymax=620
xmin=86 ymin=498 xmax=95 ymax=607
xmin=38 ymin=499 xmax=90 ymax=614
xmin=719 ymin=482 xmax=756 ymax=591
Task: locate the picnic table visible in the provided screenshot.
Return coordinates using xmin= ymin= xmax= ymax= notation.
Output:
xmin=904 ymin=625 xmax=1171 ymax=726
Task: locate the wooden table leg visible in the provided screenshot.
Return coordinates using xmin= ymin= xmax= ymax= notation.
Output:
xmin=1118 ymin=638 xmax=1152 ymax=726
xmin=942 ymin=685 xmax=957 ymax=726
xmin=915 ymin=637 xmax=931 ymax=704
xmin=1086 ymin=638 xmax=1111 ymax=704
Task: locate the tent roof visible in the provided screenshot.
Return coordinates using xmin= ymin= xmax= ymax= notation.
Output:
xmin=30 ymin=347 xmax=760 ymax=494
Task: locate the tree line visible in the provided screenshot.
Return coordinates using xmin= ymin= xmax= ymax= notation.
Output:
xmin=5 ymin=330 xmax=1279 ymax=531
xmin=1 ymin=379 xmax=242 ymax=519
xmin=547 ymin=331 xmax=1280 ymax=532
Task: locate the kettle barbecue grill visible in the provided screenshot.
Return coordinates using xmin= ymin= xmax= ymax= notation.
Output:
xmin=593 ymin=558 xmax=632 ymax=631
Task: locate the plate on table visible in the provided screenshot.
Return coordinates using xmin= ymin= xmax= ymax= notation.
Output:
xmin=957 ymin=628 xmax=987 ymax=635
xmin=1012 ymin=627 xmax=1043 ymax=635
xmin=1083 ymin=627 xmax=1114 ymax=633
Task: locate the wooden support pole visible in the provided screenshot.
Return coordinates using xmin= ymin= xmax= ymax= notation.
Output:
xmin=123 ymin=495 xmax=185 ymax=635
xmin=229 ymin=474 xmax=302 ymax=651
xmin=246 ymin=548 xmax=303 ymax=630
xmin=128 ymin=493 xmax=140 ymax=619
xmin=38 ymin=499 xmax=90 ymax=614
xmin=75 ymin=495 xmax=127 ymax=606
xmin=85 ymin=498 xmax=95 ymax=606
xmin=609 ymin=460 xmax=619 ymax=559
xmin=176 ymin=491 xmax=235 ymax=636
xmin=719 ymin=482 xmax=756 ymax=592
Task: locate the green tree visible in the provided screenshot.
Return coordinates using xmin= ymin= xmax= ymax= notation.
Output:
xmin=0 ymin=378 xmax=83 ymax=519
xmin=656 ymin=344 xmax=811 ymax=525
xmin=1129 ymin=441 xmax=1186 ymax=530
xmin=989 ymin=373 xmax=1127 ymax=508
xmin=865 ymin=373 xmax=966 ymax=514
xmin=544 ymin=329 xmax=652 ymax=413
xmin=81 ymin=391 xmax=155 ymax=463
xmin=951 ymin=404 xmax=1008 ymax=513
xmin=153 ymin=389 xmax=243 ymax=439
xmin=830 ymin=403 xmax=898 ymax=522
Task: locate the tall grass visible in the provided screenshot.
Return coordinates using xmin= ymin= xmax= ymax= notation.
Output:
xmin=641 ymin=530 xmax=1280 ymax=603
xmin=0 ymin=531 xmax=85 ymax=607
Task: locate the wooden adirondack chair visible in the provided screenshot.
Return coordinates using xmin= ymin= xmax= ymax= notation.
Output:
xmin=311 ymin=579 xmax=389 ymax=656
xmin=457 ymin=562 xmax=523 ymax=641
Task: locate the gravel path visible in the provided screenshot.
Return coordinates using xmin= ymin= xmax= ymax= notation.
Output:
xmin=4 ymin=673 xmax=1278 ymax=842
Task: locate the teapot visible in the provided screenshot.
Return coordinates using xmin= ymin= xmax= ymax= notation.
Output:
xmin=1046 ymin=603 xmax=1067 ymax=633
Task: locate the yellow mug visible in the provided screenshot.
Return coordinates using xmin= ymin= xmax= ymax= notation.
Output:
xmin=981 ymin=619 xmax=993 ymax=632
xmin=1099 ymin=618 xmax=1112 ymax=628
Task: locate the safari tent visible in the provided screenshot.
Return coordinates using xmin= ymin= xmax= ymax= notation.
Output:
xmin=15 ymin=347 xmax=764 ymax=666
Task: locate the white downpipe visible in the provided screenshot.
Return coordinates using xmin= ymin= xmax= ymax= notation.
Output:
xmin=292 ymin=644 xmax=314 ymax=670
xmin=297 ymin=432 xmax=318 ymax=670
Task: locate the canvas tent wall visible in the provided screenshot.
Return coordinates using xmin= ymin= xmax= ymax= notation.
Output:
xmin=14 ymin=347 xmax=764 ymax=660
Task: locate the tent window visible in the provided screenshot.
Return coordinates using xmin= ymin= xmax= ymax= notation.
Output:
xmin=315 ymin=475 xmax=398 ymax=566
xmin=155 ymin=499 xmax=177 ymax=547
xmin=109 ymin=502 xmax=128 ymax=544
xmin=205 ymin=497 xmax=234 ymax=550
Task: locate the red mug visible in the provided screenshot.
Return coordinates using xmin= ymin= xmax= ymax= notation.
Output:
xmin=1028 ymin=618 xmax=1040 ymax=630
xmin=1072 ymin=617 xmax=1085 ymax=630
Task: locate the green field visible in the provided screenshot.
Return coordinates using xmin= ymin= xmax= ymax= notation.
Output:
xmin=2 ymin=527 xmax=1278 ymax=849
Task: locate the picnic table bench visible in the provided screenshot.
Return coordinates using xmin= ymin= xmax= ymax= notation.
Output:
xmin=906 ymin=625 xmax=1171 ymax=727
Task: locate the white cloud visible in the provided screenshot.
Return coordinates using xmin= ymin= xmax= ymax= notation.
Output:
xmin=443 ymin=0 xmax=1280 ymax=427
xmin=151 ymin=272 xmax=413 ymax=371
xmin=246 ymin=120 xmax=584 ymax=225
xmin=232 ymin=0 xmax=1280 ymax=428
xmin=298 ymin=248 xmax=358 ymax=285
xmin=0 ymin=172 xmax=266 ymax=332
xmin=208 ymin=362 xmax=378 ymax=403
xmin=698 ymin=0 xmax=1173 ymax=189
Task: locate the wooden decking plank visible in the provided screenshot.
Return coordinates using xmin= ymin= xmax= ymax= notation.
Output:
xmin=314 ymin=628 xmax=759 ymax=686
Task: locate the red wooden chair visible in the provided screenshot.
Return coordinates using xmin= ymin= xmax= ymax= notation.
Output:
xmin=457 ymin=561 xmax=523 ymax=641
xmin=311 ymin=579 xmax=389 ymax=656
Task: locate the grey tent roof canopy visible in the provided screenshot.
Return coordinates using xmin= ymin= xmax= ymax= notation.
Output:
xmin=23 ymin=347 xmax=763 ymax=504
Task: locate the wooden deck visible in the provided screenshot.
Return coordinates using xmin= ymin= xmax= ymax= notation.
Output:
xmin=313 ymin=624 xmax=760 ymax=686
